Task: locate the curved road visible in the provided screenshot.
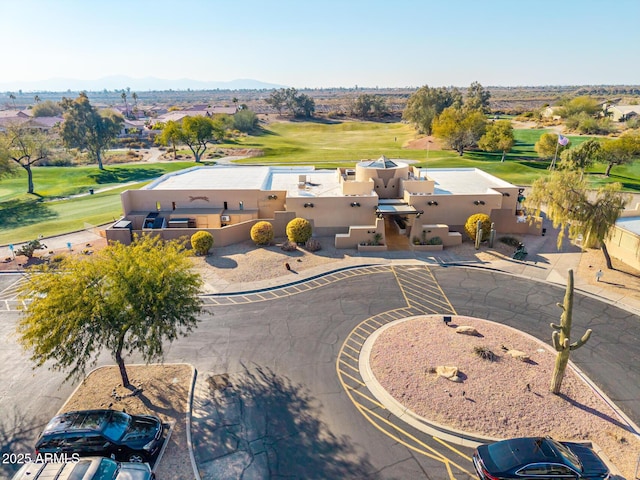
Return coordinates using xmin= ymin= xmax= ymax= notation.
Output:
xmin=0 ymin=265 xmax=638 ymax=479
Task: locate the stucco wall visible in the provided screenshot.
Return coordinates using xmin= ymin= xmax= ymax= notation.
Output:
xmin=606 ymin=226 xmax=640 ymax=271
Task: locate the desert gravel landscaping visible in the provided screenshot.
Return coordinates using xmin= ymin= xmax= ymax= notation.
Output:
xmin=369 ymin=315 xmax=639 ymax=478
xmin=60 ymin=364 xmax=194 ymax=480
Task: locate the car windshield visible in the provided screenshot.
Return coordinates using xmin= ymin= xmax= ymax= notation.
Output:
xmin=93 ymin=457 xmax=119 ymax=480
xmin=550 ymin=439 xmax=583 ymax=472
xmin=102 ymin=411 xmax=131 ymax=442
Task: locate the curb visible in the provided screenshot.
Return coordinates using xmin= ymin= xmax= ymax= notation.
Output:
xmin=56 ymin=362 xmax=197 ymax=476
xmin=186 ymin=367 xmax=201 ymax=480
xmin=359 ymin=315 xmax=635 ymax=476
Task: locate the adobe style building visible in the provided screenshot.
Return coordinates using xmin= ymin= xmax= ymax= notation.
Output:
xmin=105 ymin=156 xmax=542 ymax=250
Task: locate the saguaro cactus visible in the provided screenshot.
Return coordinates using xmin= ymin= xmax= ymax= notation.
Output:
xmin=549 ymin=269 xmax=592 ymax=394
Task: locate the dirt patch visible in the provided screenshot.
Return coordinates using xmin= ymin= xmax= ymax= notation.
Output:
xmin=577 ymin=248 xmax=640 ymax=301
xmin=370 ymin=316 xmax=639 ymax=478
xmin=404 ymin=135 xmax=444 ymax=151
xmin=61 ymin=364 xmax=194 ymax=480
xmin=192 ymin=237 xmax=357 ymax=288
xmin=0 ymin=238 xmax=109 ymax=272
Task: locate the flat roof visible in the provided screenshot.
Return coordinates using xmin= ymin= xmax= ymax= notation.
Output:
xmin=616 ymin=217 xmax=640 ymax=235
xmin=144 ymin=165 xmax=516 ymax=198
xmin=144 ymin=165 xmax=344 ymax=197
xmin=420 ymin=168 xmax=514 ymax=195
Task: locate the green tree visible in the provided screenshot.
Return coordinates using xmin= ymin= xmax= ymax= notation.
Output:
xmin=180 ymin=115 xmax=225 ymax=162
xmin=432 ymin=106 xmax=486 ymax=155
xmin=0 ymin=153 xmax=13 ymax=178
xmin=289 ymin=92 xmax=315 ymax=118
xmin=31 ymin=100 xmax=63 ymax=117
xmin=559 ymin=138 xmax=603 ymax=171
xmin=556 ymin=95 xmax=600 ymax=118
xmin=600 ymin=129 xmax=640 ymax=176
xmin=478 ymin=120 xmax=514 ymax=162
xmin=565 ymin=112 xmax=614 ymax=135
xmin=16 ymin=234 xmax=203 ymax=388
xmin=60 ymin=93 xmax=123 ymax=170
xmin=233 ymin=109 xmax=259 ymax=133
xmin=534 ymin=132 xmax=569 ymax=160
xmin=265 ymin=88 xmax=287 ymax=116
xmin=352 ymin=94 xmax=387 ymax=119
xmin=34 ymin=95 xmax=41 ymax=104
xmin=121 ymin=90 xmax=129 ymax=118
xmin=156 ymin=120 xmax=183 ymax=159
xmin=465 ymin=81 xmax=491 ymax=113
xmin=0 ymin=124 xmax=52 ymax=193
xmin=402 ymin=85 xmax=462 ymax=134
xmin=526 ymin=170 xmax=630 ymax=268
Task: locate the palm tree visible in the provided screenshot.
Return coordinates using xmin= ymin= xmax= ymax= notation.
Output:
xmin=9 ymin=93 xmax=16 ymax=108
xmin=34 ymin=95 xmax=41 ymax=104
xmin=121 ymin=91 xmax=129 ymax=118
xmin=132 ymin=92 xmax=138 ymax=108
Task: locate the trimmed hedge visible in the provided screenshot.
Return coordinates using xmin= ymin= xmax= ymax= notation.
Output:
xmin=286 ymin=217 xmax=312 ymax=243
xmin=250 ymin=221 xmax=274 ymax=245
xmin=191 ymin=231 xmax=214 ymax=255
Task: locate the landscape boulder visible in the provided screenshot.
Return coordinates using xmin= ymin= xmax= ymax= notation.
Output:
xmin=505 ymin=349 xmax=530 ymax=362
xmin=435 ymin=365 xmax=462 ymax=382
xmin=456 ymin=326 xmax=480 ymax=336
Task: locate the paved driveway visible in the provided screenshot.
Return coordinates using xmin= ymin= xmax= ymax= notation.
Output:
xmin=1 ymin=265 xmax=638 ymax=479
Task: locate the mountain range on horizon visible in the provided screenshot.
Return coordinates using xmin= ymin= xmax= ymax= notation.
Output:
xmin=0 ymin=76 xmax=288 ymax=93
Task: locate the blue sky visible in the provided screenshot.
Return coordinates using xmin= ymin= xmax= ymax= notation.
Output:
xmin=2 ymin=0 xmax=639 ymax=89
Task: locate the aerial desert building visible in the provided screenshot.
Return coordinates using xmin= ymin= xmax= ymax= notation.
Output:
xmin=106 ymin=156 xmax=542 ymax=250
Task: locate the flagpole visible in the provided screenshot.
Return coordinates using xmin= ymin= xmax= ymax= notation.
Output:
xmin=550 ymin=139 xmax=560 ymax=170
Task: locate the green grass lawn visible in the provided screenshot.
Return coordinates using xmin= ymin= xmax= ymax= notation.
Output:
xmin=0 ymin=162 xmax=196 ymax=244
xmin=1 ymin=121 xmax=638 ymax=245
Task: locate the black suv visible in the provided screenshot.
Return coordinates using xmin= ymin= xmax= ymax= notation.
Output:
xmin=35 ymin=409 xmax=164 ymax=463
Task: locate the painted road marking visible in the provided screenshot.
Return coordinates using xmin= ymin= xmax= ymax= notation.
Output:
xmin=336 ymin=265 xmax=472 ymax=479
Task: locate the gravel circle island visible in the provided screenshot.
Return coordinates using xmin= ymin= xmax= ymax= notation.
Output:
xmin=366 ymin=315 xmax=639 ymax=478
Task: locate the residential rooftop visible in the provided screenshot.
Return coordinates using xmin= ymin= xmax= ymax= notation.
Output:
xmin=144 ymin=164 xmax=515 ymax=198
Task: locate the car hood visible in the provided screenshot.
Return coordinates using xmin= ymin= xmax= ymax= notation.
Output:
xmin=563 ymin=442 xmax=610 ymax=478
xmin=116 ymin=463 xmax=153 ymax=480
xmin=121 ymin=415 xmax=161 ymax=443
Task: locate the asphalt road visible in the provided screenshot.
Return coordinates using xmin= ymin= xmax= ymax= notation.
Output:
xmin=1 ymin=265 xmax=638 ymax=479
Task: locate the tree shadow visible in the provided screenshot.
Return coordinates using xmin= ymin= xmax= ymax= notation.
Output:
xmin=193 ymin=365 xmax=381 ymax=479
xmin=88 ymin=166 xmax=166 ymax=184
xmin=0 ymin=406 xmax=47 ymax=478
xmin=556 ymin=393 xmax=635 ymax=433
xmin=0 ymin=198 xmax=58 ymax=228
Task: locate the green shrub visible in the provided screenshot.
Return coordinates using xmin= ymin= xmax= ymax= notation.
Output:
xmin=286 ymin=217 xmax=312 ymax=243
xmin=190 ymin=231 xmax=214 ymax=255
xmin=464 ymin=213 xmax=491 ymax=241
xmin=250 ymin=221 xmax=274 ymax=245
xmin=427 ymin=236 xmax=443 ymax=245
xmin=16 ymin=239 xmax=47 ymax=258
xmin=233 ymin=109 xmax=259 ymax=133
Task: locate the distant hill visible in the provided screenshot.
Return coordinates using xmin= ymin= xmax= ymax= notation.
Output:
xmin=0 ymin=76 xmax=287 ymax=92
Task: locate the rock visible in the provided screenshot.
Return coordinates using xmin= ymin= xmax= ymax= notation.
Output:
xmin=456 ymin=326 xmax=479 ymax=336
xmin=505 ymin=349 xmax=530 ymax=362
xmin=435 ymin=365 xmax=462 ymax=382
